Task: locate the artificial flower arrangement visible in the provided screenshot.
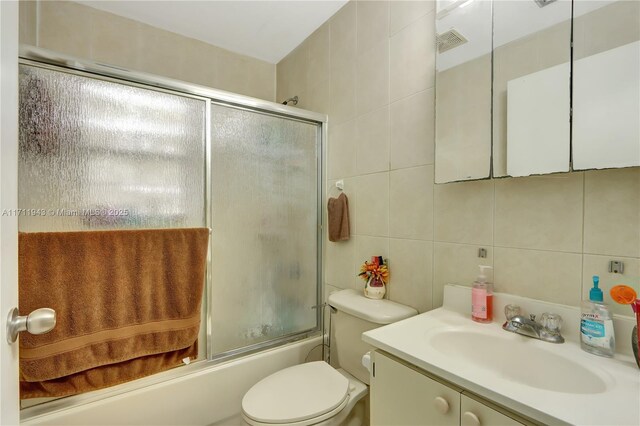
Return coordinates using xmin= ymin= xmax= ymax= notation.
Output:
xmin=358 ymin=256 xmax=389 ymax=299
xmin=358 ymin=256 xmax=389 ymax=285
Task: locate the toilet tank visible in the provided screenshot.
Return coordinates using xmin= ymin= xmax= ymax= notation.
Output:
xmin=327 ymin=290 xmax=417 ymax=385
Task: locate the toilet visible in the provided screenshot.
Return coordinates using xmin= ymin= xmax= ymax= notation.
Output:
xmin=241 ymin=289 xmax=418 ymax=426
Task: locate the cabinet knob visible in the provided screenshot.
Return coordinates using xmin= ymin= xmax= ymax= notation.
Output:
xmin=433 ymin=396 xmax=450 ymax=414
xmin=462 ymin=411 xmax=481 ymax=426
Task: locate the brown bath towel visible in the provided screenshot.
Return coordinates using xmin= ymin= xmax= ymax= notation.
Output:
xmin=328 ymin=193 xmax=350 ymax=242
xmin=18 ymin=228 xmax=209 ymax=399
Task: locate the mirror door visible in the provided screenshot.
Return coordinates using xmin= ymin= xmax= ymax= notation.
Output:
xmin=435 ymin=0 xmax=493 ymax=183
xmin=492 ymin=0 xmax=572 ymax=178
xmin=572 ymin=0 xmax=640 ymax=170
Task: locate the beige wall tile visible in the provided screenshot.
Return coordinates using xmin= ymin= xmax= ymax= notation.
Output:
xmin=179 ymin=39 xmax=220 ymax=89
xmin=38 ymin=1 xmax=93 ymax=58
xmin=325 ymin=284 xmax=344 ymax=301
xmin=494 ymin=174 xmax=584 ymax=253
xmin=307 ymin=23 xmax=330 ymax=88
xmin=357 ymin=106 xmax=390 ymax=174
xmin=356 ymin=0 xmax=389 ymax=55
xmin=215 ymin=49 xmax=251 ymax=96
xmin=389 ymin=1 xmax=434 ymax=36
xmin=582 ymin=254 xmax=639 ymax=318
xmin=90 ymin=11 xmax=141 ymax=70
xmin=246 ymin=58 xmax=276 ymax=102
xmin=434 ymin=179 xmax=494 ymax=245
xmin=494 ymin=247 xmax=582 ymax=306
xmin=19 ymin=0 xmax=37 ymax=45
xmin=584 ymin=168 xmax=640 ymax=258
xmin=356 ymin=40 xmax=389 ymax=115
xmin=355 ymin=235 xmax=390 ymax=289
xmin=328 ymin=119 xmax=358 ymax=180
xmin=276 ymin=44 xmax=308 ymax=102
xmin=355 ymin=172 xmax=389 ymax=237
xmin=390 ymin=88 xmax=434 ymax=169
xmin=307 ymin=79 xmax=331 ymax=115
xmin=389 ymin=12 xmax=435 ymax=103
xmin=325 ymin=237 xmax=356 ymax=288
xmin=330 ymin=0 xmax=357 ymax=66
xmin=330 ymin=57 xmax=357 ymax=124
xmin=433 ymin=242 xmax=493 ymax=308
xmin=389 ymin=165 xmax=434 ymax=240
xmin=389 ymin=239 xmax=433 ymax=312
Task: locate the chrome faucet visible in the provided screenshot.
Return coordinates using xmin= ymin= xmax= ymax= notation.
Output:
xmin=502 ymin=305 xmax=565 ymax=344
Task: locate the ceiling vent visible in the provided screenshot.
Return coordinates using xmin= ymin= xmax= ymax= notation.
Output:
xmin=436 ymin=29 xmax=468 ymax=53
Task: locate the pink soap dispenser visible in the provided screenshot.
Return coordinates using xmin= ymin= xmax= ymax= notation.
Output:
xmin=471 ymin=265 xmax=493 ymax=323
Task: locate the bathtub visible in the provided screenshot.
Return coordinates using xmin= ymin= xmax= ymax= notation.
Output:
xmin=22 ymin=336 xmax=323 ymax=425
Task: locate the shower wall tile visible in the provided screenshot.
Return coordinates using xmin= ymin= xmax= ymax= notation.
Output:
xmin=389 ymin=165 xmax=434 ymax=240
xmin=389 ymin=0 xmax=434 ymax=37
xmin=326 ymin=237 xmax=356 ymax=289
xmin=19 ymin=0 xmax=37 ymax=45
xmin=583 ymin=168 xmax=640 ymax=258
xmin=433 ymin=242 xmax=493 ymax=308
xmin=356 ymin=40 xmax=390 ymax=115
xmin=355 ymin=172 xmax=390 ymax=237
xmin=330 ymin=57 xmax=357 ymax=125
xmin=434 ymin=179 xmax=494 ymax=245
xmin=389 ymin=238 xmax=433 ymax=313
xmin=37 ymin=1 xmax=276 ymax=101
xmin=389 ymin=12 xmax=435 ymax=103
xmin=330 ymin=0 xmax=357 ymax=66
xmin=494 ymin=247 xmax=582 ymax=306
xmin=307 ymin=78 xmax=331 ymax=115
xmin=328 ymin=119 xmax=358 ymax=180
xmin=357 ymin=0 xmax=390 ymax=55
xmin=307 ymin=23 xmax=331 ymax=87
xmin=389 ymin=88 xmax=435 ymax=169
xmin=494 ymin=173 xmax=584 ymax=253
xmin=38 ymin=1 xmax=93 ymax=58
xmin=357 ymin=106 xmax=390 ymax=175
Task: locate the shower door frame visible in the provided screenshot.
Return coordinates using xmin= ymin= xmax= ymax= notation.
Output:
xmin=18 ymin=45 xmax=326 ymax=420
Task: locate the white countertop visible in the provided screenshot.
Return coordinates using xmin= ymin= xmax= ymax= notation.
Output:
xmin=362 ymin=286 xmax=640 ymax=426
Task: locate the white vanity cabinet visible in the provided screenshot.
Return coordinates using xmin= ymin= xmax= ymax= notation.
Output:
xmin=371 ymin=351 xmax=530 ymax=426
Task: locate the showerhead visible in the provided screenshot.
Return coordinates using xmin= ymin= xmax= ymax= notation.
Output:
xmin=282 ymin=96 xmax=298 ymax=106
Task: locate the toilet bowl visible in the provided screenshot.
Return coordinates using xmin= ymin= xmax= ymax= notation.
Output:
xmin=241 ymin=290 xmax=417 ymax=426
xmin=242 ymin=361 xmax=367 ymax=426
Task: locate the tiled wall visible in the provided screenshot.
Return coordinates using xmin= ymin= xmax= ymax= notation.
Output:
xmin=276 ymin=0 xmax=640 ymax=318
xmin=19 ymin=1 xmax=275 ymax=101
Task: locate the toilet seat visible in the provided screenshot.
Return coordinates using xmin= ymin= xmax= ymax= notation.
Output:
xmin=242 ymin=361 xmax=350 ymax=426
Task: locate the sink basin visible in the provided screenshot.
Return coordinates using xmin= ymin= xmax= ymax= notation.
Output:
xmin=428 ymin=329 xmax=609 ymax=394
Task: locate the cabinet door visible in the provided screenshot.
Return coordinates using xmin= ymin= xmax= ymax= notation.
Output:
xmin=572 ymin=0 xmax=640 ymax=170
xmin=371 ymin=351 xmax=460 ymax=426
xmin=460 ymin=394 xmax=524 ymax=426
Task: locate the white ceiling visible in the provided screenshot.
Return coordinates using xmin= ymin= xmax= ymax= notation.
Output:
xmin=78 ymin=1 xmax=348 ymax=64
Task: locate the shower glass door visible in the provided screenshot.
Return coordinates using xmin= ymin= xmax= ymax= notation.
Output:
xmin=209 ymin=104 xmax=321 ymax=356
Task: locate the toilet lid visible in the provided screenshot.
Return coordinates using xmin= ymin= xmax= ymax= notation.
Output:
xmin=242 ymin=361 xmax=349 ymax=424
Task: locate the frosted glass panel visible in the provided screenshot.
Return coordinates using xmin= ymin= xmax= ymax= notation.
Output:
xmin=18 ymin=65 xmax=206 ymax=231
xmin=210 ymin=105 xmax=319 ymax=355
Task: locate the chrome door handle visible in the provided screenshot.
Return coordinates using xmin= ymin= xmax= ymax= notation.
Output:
xmin=6 ymin=307 xmax=56 ymax=344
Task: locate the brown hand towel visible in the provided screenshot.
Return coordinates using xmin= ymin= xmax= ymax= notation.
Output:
xmin=328 ymin=193 xmax=350 ymax=242
xmin=18 ymin=227 xmax=210 ymax=399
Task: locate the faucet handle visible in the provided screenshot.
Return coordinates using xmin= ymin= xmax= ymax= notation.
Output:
xmin=529 ymin=313 xmax=536 ymax=322
xmin=541 ymin=312 xmax=562 ymax=332
xmin=504 ymin=304 xmax=521 ymax=321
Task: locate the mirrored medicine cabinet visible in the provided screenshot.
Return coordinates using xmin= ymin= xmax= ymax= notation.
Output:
xmin=434 ymin=0 xmax=640 ymax=184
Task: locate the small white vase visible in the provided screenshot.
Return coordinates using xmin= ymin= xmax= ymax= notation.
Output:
xmin=364 ymin=276 xmax=386 ymax=300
